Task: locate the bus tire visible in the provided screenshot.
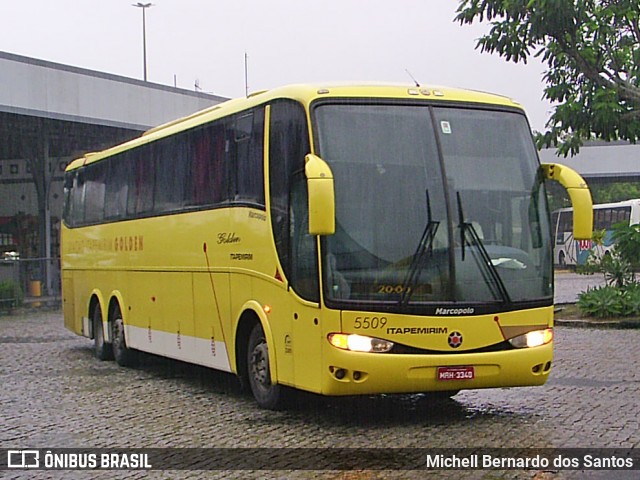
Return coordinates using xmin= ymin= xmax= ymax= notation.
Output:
xmin=247 ymin=323 xmax=285 ymax=410
xmin=111 ymin=305 xmax=137 ymax=367
xmin=93 ymin=306 xmax=113 ymax=361
xmin=558 ymin=251 xmax=566 ymax=267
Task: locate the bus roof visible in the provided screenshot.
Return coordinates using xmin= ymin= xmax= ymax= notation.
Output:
xmin=553 ymin=198 xmax=640 ymax=213
xmin=65 ymin=83 xmax=525 ymax=171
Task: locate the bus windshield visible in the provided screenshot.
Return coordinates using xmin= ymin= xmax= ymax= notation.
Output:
xmin=314 ymin=103 xmax=552 ymax=311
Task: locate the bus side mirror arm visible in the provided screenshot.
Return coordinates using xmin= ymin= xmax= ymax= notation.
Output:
xmin=541 ymin=163 xmax=593 ymax=240
xmin=305 ymin=154 xmax=336 ymax=236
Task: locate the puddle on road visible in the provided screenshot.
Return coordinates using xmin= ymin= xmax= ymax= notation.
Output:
xmin=244 ymin=390 xmax=542 ymax=430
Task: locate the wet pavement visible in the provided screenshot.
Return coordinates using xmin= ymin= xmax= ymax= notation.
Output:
xmin=1 ymin=306 xmax=638 ymax=479
xmin=554 ymin=270 xmax=606 ymax=304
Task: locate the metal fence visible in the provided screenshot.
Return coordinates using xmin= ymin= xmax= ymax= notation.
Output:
xmin=0 ymin=257 xmax=61 ymax=310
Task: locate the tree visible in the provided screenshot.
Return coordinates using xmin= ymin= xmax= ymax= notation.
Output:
xmin=456 ymin=0 xmax=640 ymax=155
xmin=588 ymin=182 xmax=640 ymax=203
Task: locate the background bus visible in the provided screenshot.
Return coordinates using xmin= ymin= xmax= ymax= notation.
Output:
xmin=552 ymin=199 xmax=640 ymax=267
xmin=62 ymin=84 xmax=592 ymax=409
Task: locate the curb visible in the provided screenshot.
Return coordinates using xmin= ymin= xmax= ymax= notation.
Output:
xmin=555 ymin=317 xmax=640 ymax=329
xmin=554 ymin=303 xmax=640 ymax=329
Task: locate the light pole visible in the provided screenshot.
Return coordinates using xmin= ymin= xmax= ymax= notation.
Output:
xmin=132 ymin=2 xmax=154 ymax=81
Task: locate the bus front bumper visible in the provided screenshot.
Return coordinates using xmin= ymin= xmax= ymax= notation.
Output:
xmin=320 ymin=342 xmax=553 ymax=396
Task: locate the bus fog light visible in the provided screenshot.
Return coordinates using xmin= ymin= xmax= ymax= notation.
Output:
xmin=328 ymin=333 xmax=393 ymax=353
xmin=508 ymin=328 xmax=553 ymax=348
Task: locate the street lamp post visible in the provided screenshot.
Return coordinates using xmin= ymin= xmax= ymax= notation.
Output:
xmin=132 ymin=2 xmax=154 ymax=81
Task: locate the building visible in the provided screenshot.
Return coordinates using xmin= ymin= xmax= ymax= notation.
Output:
xmin=539 ymin=140 xmax=640 ymax=186
xmin=0 ymin=51 xmax=226 ymax=299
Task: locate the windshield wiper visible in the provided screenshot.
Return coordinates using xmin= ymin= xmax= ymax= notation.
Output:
xmin=456 ymin=192 xmax=511 ymax=304
xmin=399 ymin=190 xmax=439 ymax=306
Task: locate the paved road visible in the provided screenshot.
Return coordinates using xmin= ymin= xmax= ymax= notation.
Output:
xmin=554 ymin=270 xmax=606 ymax=304
xmin=1 ymin=310 xmax=638 ymax=479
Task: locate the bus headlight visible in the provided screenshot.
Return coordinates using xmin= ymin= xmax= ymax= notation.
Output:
xmin=508 ymin=328 xmax=553 ymax=348
xmin=328 ymin=333 xmax=394 ymax=353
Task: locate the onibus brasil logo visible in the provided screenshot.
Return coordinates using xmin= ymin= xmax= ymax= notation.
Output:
xmin=6 ymin=449 xmax=152 ymax=470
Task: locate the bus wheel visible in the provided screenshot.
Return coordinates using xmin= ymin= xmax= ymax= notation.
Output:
xmin=93 ymin=306 xmax=113 ymax=361
xmin=111 ymin=305 xmax=137 ymax=367
xmin=247 ymin=323 xmax=285 ymax=410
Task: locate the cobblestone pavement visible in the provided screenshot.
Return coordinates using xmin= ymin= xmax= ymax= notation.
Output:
xmin=554 ymin=270 xmax=606 ymax=304
xmin=1 ymin=309 xmax=638 ymax=480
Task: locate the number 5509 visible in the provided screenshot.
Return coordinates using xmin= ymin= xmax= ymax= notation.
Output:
xmin=354 ymin=316 xmax=387 ymax=329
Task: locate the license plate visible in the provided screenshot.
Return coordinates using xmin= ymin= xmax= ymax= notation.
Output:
xmin=437 ymin=366 xmax=475 ymax=381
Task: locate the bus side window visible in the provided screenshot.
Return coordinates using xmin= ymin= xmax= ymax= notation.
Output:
xmin=192 ymin=128 xmax=213 ymax=206
xmin=127 ymin=147 xmax=155 ymax=216
xmin=616 ymin=207 xmax=631 ymax=225
xmin=269 ymin=100 xmax=317 ymax=301
xmin=105 ymin=157 xmax=131 ymax=220
xmin=232 ymin=109 xmax=265 ymax=207
xmin=72 ymin=170 xmax=86 ymax=226
xmin=214 ymin=123 xmax=231 ymax=204
xmin=192 ymin=120 xmax=232 ymax=206
xmin=83 ymin=161 xmax=107 ymax=224
xmin=290 ymin=174 xmax=320 ymax=302
xmin=154 ymin=136 xmax=190 ymax=213
xmin=63 ymin=171 xmax=75 ymax=227
xmin=557 ymin=211 xmax=572 ymax=244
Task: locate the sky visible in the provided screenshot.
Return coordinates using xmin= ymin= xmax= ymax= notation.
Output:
xmin=0 ymin=0 xmax=553 ymax=131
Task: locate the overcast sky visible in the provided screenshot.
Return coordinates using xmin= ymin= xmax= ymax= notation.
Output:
xmin=1 ymin=0 xmax=553 ymax=131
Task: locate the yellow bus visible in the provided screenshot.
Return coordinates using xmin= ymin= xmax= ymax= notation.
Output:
xmin=61 ymin=84 xmax=592 ymax=409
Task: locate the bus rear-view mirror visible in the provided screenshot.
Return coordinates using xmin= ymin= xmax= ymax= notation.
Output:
xmin=542 ymin=163 xmax=593 ymax=240
xmin=305 ymin=154 xmax=335 ymax=236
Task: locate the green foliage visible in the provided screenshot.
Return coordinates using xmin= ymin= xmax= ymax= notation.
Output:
xmin=611 ymin=222 xmax=640 ymax=269
xmin=620 ymin=283 xmax=640 ymax=316
xmin=576 ymin=248 xmax=630 ymax=285
xmin=456 ymin=0 xmax=640 ymax=156
xmin=600 ymin=251 xmax=634 ymax=288
xmin=578 ymin=229 xmax=636 ymax=288
xmin=591 ymin=228 xmax=606 ymax=247
xmin=575 ymin=254 xmax=600 ymax=276
xmin=589 ymin=183 xmax=640 ymax=204
xmin=547 ymin=183 xmax=640 ymax=213
xmin=576 ymin=222 xmax=640 ymax=317
xmin=577 ymin=285 xmax=624 ymax=318
xmin=578 ymin=283 xmax=640 ymax=318
xmin=0 ymin=280 xmax=23 ymax=311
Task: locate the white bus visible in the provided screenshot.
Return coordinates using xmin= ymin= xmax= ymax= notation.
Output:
xmin=552 ymin=199 xmax=640 ymax=266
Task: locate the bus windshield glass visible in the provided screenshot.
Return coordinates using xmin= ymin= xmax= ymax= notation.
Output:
xmin=313 ymin=103 xmax=552 ymax=310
